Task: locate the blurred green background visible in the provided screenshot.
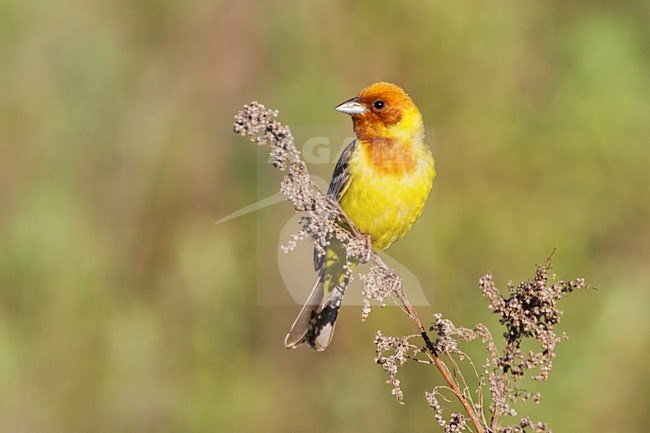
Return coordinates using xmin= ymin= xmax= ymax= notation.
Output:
xmin=1 ymin=1 xmax=649 ymax=432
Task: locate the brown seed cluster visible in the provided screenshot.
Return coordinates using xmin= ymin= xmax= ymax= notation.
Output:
xmin=374 ymin=331 xmax=420 ymax=404
xmin=423 ymin=260 xmax=586 ymax=432
xmin=480 ymin=263 xmax=586 ymax=382
xmin=234 ymin=102 xmax=356 ymax=261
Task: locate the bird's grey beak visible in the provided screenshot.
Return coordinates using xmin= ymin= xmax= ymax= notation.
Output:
xmin=335 ymin=97 xmax=366 ymax=115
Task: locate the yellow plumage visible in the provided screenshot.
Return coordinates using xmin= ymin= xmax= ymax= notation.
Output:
xmin=340 ymin=105 xmax=435 ymax=250
xmin=285 ymin=82 xmax=435 ymax=351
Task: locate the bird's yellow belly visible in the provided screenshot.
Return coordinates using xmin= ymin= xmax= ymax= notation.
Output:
xmin=339 ymin=163 xmax=434 ymax=250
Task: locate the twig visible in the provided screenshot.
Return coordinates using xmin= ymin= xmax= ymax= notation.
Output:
xmin=392 ymin=276 xmax=486 ymax=433
xmin=368 ymin=252 xmax=486 ymax=433
xmin=490 ymin=385 xmax=503 ymax=433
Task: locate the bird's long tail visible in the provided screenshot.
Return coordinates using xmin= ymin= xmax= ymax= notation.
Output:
xmin=284 ymin=241 xmax=354 ymax=351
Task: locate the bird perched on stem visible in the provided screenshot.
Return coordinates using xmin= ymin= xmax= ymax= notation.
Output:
xmin=284 ymin=82 xmax=435 ymax=351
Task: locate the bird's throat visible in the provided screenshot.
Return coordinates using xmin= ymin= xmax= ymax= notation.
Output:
xmin=359 ymin=137 xmax=418 ymax=176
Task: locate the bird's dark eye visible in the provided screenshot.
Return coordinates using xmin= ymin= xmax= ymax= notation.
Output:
xmin=373 ymin=100 xmax=385 ymax=110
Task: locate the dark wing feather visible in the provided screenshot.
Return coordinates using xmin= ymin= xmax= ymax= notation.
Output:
xmin=313 ymin=139 xmax=357 ymax=271
xmin=327 ymin=139 xmax=356 ymax=199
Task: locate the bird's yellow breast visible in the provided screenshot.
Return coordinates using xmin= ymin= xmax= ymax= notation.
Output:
xmin=339 ymin=138 xmax=435 ymax=250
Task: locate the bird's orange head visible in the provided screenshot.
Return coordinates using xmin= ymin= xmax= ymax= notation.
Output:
xmin=335 ymin=82 xmax=423 ymax=143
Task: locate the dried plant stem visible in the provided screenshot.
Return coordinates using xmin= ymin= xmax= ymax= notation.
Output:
xmin=400 ymin=290 xmax=486 ymax=433
xmin=490 ymin=388 xmax=503 ymax=433
xmin=372 ymin=252 xmax=486 ymax=433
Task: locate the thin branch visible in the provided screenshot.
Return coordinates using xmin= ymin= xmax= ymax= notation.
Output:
xmin=390 ymin=274 xmax=486 ymax=433
xmin=370 ymin=249 xmax=485 ymax=432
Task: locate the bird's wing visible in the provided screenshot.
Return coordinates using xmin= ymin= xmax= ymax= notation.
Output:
xmin=313 ymin=140 xmax=357 ymax=271
xmin=327 ymin=139 xmax=357 ymax=200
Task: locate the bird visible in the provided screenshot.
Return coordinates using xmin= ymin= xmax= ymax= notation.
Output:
xmin=284 ymin=82 xmax=435 ymax=351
